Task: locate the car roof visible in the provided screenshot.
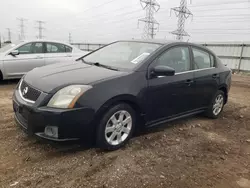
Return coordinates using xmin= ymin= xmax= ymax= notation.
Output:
xmin=117 ymin=39 xmax=175 ymax=45
xmin=17 ymin=39 xmax=74 ymax=46
xmin=117 ymin=39 xmax=216 ymax=55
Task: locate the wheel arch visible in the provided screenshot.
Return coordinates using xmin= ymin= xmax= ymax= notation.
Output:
xmin=94 ymin=94 xmax=145 ymax=126
xmin=218 ymin=85 xmax=228 ymax=104
xmin=97 ymin=94 xmax=144 ymax=115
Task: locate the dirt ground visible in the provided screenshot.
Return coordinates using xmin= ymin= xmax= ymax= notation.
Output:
xmin=0 ymin=75 xmax=250 ymax=188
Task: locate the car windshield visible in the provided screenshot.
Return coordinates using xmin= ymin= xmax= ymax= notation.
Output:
xmin=0 ymin=41 xmax=23 ymax=53
xmin=82 ymin=41 xmax=162 ymax=70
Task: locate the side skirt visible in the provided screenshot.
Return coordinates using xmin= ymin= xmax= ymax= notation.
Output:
xmin=146 ymin=109 xmax=206 ymax=128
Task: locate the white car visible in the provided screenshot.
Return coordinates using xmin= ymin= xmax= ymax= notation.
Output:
xmin=0 ymin=40 xmax=89 ymax=80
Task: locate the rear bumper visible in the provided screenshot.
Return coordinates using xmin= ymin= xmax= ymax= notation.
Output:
xmin=13 ymin=90 xmax=96 ymax=142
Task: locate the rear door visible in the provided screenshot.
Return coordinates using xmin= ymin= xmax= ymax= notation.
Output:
xmin=3 ymin=42 xmax=45 ymax=78
xmin=44 ymin=42 xmax=73 ymax=65
xmin=146 ymin=45 xmax=196 ymax=123
xmin=191 ymin=47 xmax=220 ymax=109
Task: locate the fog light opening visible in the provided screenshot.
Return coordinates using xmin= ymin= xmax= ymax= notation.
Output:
xmin=44 ymin=126 xmax=58 ymax=138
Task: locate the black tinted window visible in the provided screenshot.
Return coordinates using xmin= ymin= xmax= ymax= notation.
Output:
xmin=192 ymin=48 xmax=212 ymax=69
xmin=17 ymin=42 xmax=43 ymax=54
xmin=46 ymin=43 xmax=66 ymax=53
xmin=156 ymin=47 xmax=191 ymax=73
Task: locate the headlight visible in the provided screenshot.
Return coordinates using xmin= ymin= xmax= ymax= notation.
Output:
xmin=47 ymin=85 xmax=92 ymax=108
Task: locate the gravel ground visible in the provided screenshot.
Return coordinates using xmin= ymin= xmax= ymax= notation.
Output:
xmin=0 ymin=74 xmax=250 ymax=188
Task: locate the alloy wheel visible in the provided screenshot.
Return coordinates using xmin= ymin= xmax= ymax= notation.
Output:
xmin=105 ymin=110 xmax=132 ymax=146
xmin=213 ymin=94 xmax=224 ymax=116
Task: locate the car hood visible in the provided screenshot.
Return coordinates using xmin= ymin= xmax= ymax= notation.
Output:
xmin=24 ymin=61 xmax=128 ymax=93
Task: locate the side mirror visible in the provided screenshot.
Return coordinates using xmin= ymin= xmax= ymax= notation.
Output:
xmin=10 ymin=50 xmax=19 ymax=56
xmin=151 ymin=65 xmax=175 ymax=77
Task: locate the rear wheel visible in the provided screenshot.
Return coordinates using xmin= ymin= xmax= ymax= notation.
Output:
xmin=206 ymin=90 xmax=225 ymax=119
xmin=96 ymin=103 xmax=136 ymax=150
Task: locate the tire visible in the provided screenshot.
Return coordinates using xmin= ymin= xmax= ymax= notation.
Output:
xmin=96 ymin=103 xmax=136 ymax=151
xmin=206 ymin=90 xmax=225 ymax=119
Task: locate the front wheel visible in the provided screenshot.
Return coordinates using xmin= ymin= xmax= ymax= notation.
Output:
xmin=96 ymin=103 xmax=136 ymax=150
xmin=206 ymin=90 xmax=225 ymax=119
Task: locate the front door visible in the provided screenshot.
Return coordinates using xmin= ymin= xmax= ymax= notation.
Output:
xmin=3 ymin=42 xmax=45 ymax=78
xmin=146 ymin=46 xmax=196 ymax=124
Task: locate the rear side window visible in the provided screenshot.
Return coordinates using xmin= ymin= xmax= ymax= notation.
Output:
xmin=65 ymin=45 xmax=72 ymax=53
xmin=192 ymin=48 xmax=213 ymax=69
xmin=46 ymin=43 xmax=71 ymax=53
xmin=156 ymin=46 xmax=191 ymax=73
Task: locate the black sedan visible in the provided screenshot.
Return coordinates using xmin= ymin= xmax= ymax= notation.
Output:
xmin=13 ymin=40 xmax=232 ymax=150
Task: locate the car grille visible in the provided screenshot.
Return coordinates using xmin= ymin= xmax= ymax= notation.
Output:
xmin=19 ymin=80 xmax=41 ymax=102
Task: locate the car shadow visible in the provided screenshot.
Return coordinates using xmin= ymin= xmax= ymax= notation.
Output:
xmin=0 ymin=79 xmax=19 ymax=85
xmin=136 ymin=114 xmax=204 ymax=137
xmin=28 ymin=136 xmax=94 ymax=158
xmin=31 ymin=114 xmax=205 ymax=155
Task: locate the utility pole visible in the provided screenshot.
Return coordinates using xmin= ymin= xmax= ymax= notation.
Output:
xmin=17 ymin=18 xmax=27 ymax=40
xmin=6 ymin=28 xmax=11 ymax=42
xmin=138 ymin=0 xmax=160 ymax=39
xmin=35 ymin=20 xmax=45 ymax=39
xmin=170 ymin=0 xmax=193 ymax=41
xmin=68 ymin=33 xmax=72 ymax=44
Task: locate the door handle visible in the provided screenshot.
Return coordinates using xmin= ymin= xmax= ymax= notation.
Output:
xmin=36 ymin=56 xmax=43 ymax=59
xmin=66 ymin=54 xmax=72 ymax=57
xmin=212 ymin=74 xmax=219 ymax=78
xmin=185 ymin=79 xmax=194 ymax=86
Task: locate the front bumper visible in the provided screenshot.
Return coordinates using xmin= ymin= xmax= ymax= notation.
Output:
xmin=13 ymin=89 xmax=95 ymax=142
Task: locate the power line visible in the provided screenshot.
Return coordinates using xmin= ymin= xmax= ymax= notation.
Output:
xmin=190 ymin=0 xmax=249 ymax=7
xmin=138 ymin=0 xmax=160 ymax=39
xmin=160 ymin=0 xmax=249 ymax=8
xmin=6 ymin=28 xmax=11 ymax=42
xmin=35 ymin=20 xmax=45 ymax=39
xmin=48 ymin=8 xmax=143 ymax=33
xmin=17 ymin=18 xmax=27 ymax=40
xmin=80 ymin=0 xmax=121 ymax=13
xmin=170 ymin=0 xmax=193 ymax=41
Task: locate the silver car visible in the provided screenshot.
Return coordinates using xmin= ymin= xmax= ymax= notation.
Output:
xmin=0 ymin=40 xmax=88 ymax=80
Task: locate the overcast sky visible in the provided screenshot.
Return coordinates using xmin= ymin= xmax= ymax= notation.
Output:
xmin=0 ymin=0 xmax=249 ymax=43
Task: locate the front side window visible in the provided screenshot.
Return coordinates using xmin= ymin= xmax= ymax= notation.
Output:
xmin=46 ymin=43 xmax=66 ymax=53
xmin=155 ymin=46 xmax=191 ymax=73
xmin=83 ymin=41 xmax=161 ymax=69
xmin=192 ymin=48 xmax=212 ymax=69
xmin=17 ymin=43 xmax=32 ymax=54
xmin=17 ymin=42 xmax=43 ymax=54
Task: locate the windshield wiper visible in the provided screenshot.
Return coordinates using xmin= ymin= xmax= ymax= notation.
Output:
xmin=81 ymin=59 xmax=92 ymax=65
xmin=92 ymin=62 xmax=119 ymax=71
xmin=81 ymin=60 xmax=119 ymax=71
